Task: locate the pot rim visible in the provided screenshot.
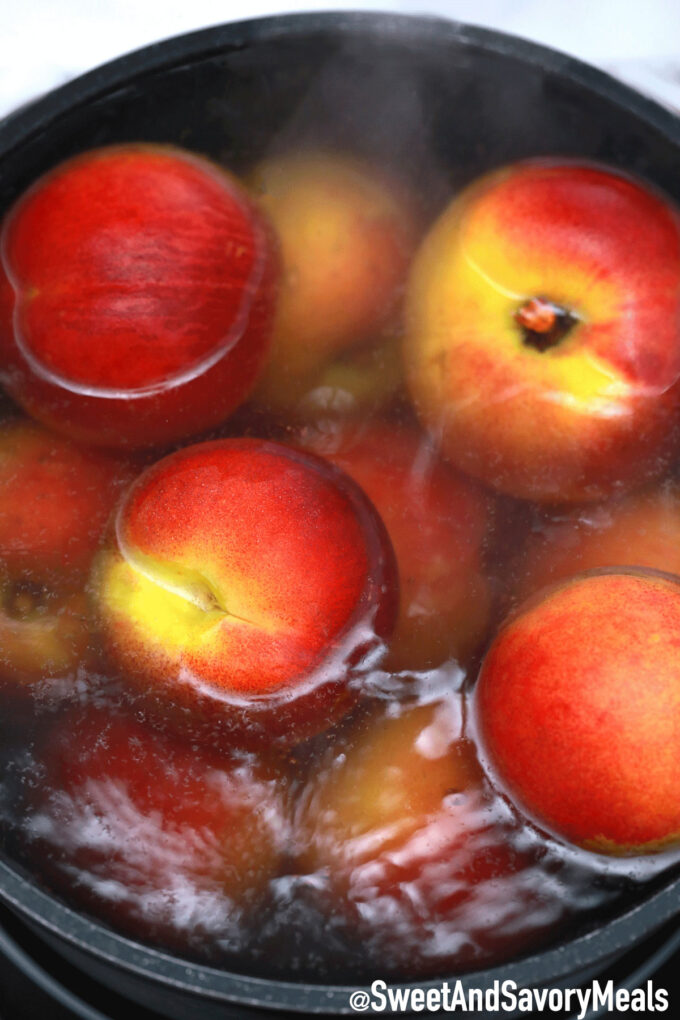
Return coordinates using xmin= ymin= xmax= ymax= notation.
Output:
xmin=2 ymin=850 xmax=679 ymax=1013
xmin=1 ymin=10 xmax=680 ymax=1014
xmin=2 ymin=10 xmax=680 ymax=157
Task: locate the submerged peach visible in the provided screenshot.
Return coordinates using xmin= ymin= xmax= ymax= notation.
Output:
xmin=250 ymin=151 xmax=418 ymax=412
xmin=28 ymin=707 xmax=288 ymax=946
xmin=0 ymin=144 xmax=279 ymax=448
xmin=0 ymin=419 xmax=133 ymax=687
xmin=477 ymin=571 xmax=680 ymax=854
xmin=515 ymin=481 xmax=680 ymax=604
xmin=405 ymin=161 xmax=680 ymax=502
xmin=298 ymin=702 xmax=550 ymax=972
xmin=92 ymin=438 xmax=398 ymax=745
xmin=0 ymin=418 xmax=133 ymax=588
xmin=0 ymin=577 xmax=90 ymax=686
xmin=299 ymin=422 xmax=493 ymax=669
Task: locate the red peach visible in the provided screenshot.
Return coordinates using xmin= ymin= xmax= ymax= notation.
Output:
xmin=476 ymin=571 xmax=680 ymax=854
xmin=515 ymin=481 xmax=680 ymax=604
xmin=249 ymin=152 xmax=418 ymax=412
xmin=0 ymin=418 xmax=134 ymax=588
xmin=405 ymin=161 xmax=680 ymax=502
xmin=27 ymin=707 xmax=288 ymax=947
xmin=297 ymin=702 xmax=551 ymax=973
xmin=92 ymin=438 xmax=398 ymax=745
xmin=0 ymin=144 xmax=278 ymax=448
xmin=298 ymin=423 xmax=493 ymax=669
xmin=0 ymin=419 xmax=132 ymax=688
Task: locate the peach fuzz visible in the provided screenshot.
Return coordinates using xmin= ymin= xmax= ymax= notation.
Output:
xmin=92 ymin=438 xmax=398 ymax=746
xmin=514 ymin=481 xmax=680 ymax=605
xmin=0 ymin=144 xmax=279 ymax=448
xmin=405 ymin=161 xmax=680 ymax=502
xmin=249 ymin=152 xmax=419 ymax=413
xmin=296 ymin=702 xmax=545 ymax=972
xmin=298 ymin=422 xmax=493 ymax=669
xmin=476 ymin=571 xmax=680 ymax=854
xmin=29 ymin=707 xmax=288 ymax=946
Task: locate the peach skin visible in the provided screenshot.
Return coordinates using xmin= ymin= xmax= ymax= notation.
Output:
xmin=515 ymin=480 xmax=680 ymax=604
xmin=0 ymin=575 xmax=90 ymax=687
xmin=0 ymin=418 xmax=134 ymax=589
xmin=298 ymin=422 xmax=494 ymax=669
xmin=0 ymin=144 xmax=279 ymax=448
xmin=0 ymin=418 xmax=133 ymax=688
xmin=92 ymin=438 xmax=398 ymax=746
xmin=282 ymin=334 xmax=406 ymax=425
xmin=249 ymin=152 xmax=418 ymax=413
xmin=476 ymin=570 xmax=680 ymax=854
xmin=297 ymin=701 xmax=552 ymax=974
xmin=405 ymin=161 xmax=680 ymax=502
xmin=28 ymin=706 xmax=288 ymax=948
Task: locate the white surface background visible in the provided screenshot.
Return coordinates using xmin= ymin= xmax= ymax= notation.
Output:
xmin=2 ymin=0 xmax=680 ymax=119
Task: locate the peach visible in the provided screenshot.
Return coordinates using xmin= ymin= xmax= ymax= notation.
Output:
xmin=282 ymin=335 xmax=405 ymax=425
xmin=0 ymin=419 xmax=133 ymax=687
xmin=27 ymin=707 xmax=288 ymax=947
xmin=297 ymin=702 xmax=551 ymax=973
xmin=0 ymin=418 xmax=134 ymax=588
xmin=92 ymin=438 xmax=398 ymax=745
xmin=0 ymin=144 xmax=278 ymax=448
xmin=515 ymin=481 xmax=680 ymax=604
xmin=405 ymin=161 xmax=680 ymax=502
xmin=0 ymin=574 xmax=89 ymax=686
xmin=476 ymin=571 xmax=680 ymax=854
xmin=298 ymin=423 xmax=493 ymax=669
xmin=249 ymin=152 xmax=418 ymax=412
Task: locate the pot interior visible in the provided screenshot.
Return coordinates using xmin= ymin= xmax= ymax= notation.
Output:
xmin=1 ymin=11 xmax=680 ymax=1010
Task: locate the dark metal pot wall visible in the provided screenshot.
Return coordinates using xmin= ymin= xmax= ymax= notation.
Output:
xmin=1 ymin=11 xmax=680 ymax=1017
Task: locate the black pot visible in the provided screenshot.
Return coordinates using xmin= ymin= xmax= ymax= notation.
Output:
xmin=1 ymin=11 xmax=680 ymax=1018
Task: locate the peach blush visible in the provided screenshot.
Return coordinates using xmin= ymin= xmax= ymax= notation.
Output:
xmin=405 ymin=161 xmax=680 ymax=502
xmin=476 ymin=571 xmax=680 ymax=854
xmin=298 ymin=422 xmax=493 ymax=669
xmin=0 ymin=144 xmax=279 ymax=448
xmin=27 ymin=707 xmax=288 ymax=947
xmin=249 ymin=152 xmax=419 ymax=413
xmin=92 ymin=438 xmax=398 ymax=746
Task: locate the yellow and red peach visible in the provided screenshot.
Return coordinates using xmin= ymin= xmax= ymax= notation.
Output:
xmin=0 ymin=419 xmax=133 ymax=687
xmin=298 ymin=422 xmax=493 ymax=669
xmin=0 ymin=144 xmax=279 ymax=448
xmin=249 ymin=152 xmax=418 ymax=412
xmin=28 ymin=707 xmax=288 ymax=946
xmin=514 ymin=481 xmax=680 ymax=604
xmin=476 ymin=571 xmax=680 ymax=854
xmin=297 ymin=702 xmax=549 ymax=973
xmin=405 ymin=161 xmax=680 ymax=502
xmin=92 ymin=438 xmax=398 ymax=745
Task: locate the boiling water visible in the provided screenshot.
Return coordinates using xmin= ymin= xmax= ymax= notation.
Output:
xmin=0 ymin=392 xmax=677 ymax=985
